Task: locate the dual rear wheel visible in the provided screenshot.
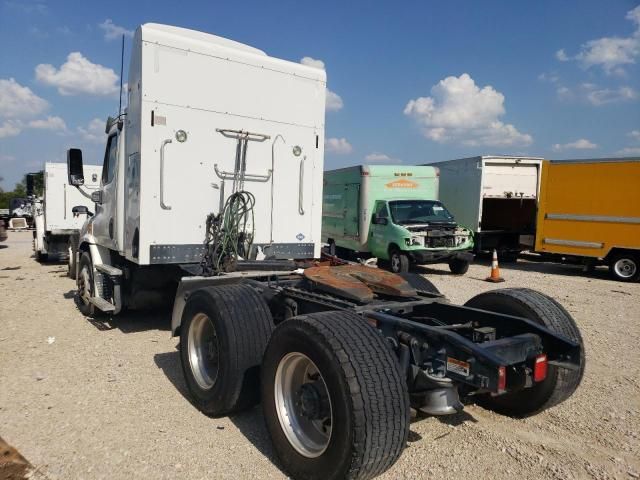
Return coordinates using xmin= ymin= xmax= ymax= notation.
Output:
xmin=180 ymin=284 xmax=409 ymax=480
xmin=180 ymin=283 xmax=584 ymax=478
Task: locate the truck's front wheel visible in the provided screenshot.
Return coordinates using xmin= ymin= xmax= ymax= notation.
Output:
xmin=261 ymin=311 xmax=409 ymax=480
xmin=180 ymin=284 xmax=273 ymax=416
xmin=75 ymin=252 xmax=95 ymax=317
xmin=388 ymin=248 xmax=410 ymax=274
xmin=448 ymin=258 xmax=470 ymax=275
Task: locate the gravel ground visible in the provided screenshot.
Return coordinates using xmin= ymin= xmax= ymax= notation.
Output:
xmin=1 ymin=230 xmax=639 ymax=480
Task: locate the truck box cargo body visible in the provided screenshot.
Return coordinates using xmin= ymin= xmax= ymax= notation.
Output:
xmin=427 ymin=156 xmax=544 ymax=256
xmin=121 ymin=24 xmax=326 ymax=265
xmin=322 ymin=165 xmax=473 ymax=273
xmin=33 ymin=162 xmax=101 ymax=261
xmin=535 ymin=158 xmax=640 ymax=281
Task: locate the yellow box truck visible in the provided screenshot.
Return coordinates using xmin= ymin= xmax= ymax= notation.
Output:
xmin=535 ymin=158 xmax=640 ymax=281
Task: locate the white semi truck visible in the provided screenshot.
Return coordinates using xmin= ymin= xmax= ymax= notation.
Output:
xmin=66 ymin=24 xmax=584 ymax=480
xmin=427 ymin=156 xmax=544 ymax=260
xmin=32 ymin=162 xmax=101 ymax=270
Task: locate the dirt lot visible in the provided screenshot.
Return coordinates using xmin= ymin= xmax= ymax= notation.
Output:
xmin=1 ymin=230 xmax=639 ymax=480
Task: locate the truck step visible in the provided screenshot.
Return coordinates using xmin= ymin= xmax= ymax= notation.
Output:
xmin=95 ymin=264 xmax=123 ymax=276
xmin=89 ymin=296 xmax=116 ymax=312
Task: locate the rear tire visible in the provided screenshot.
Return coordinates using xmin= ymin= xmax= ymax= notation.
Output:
xmin=261 ymin=311 xmax=409 ymax=480
xmin=35 ymin=251 xmax=48 ymax=263
xmin=464 ymin=288 xmax=585 ymax=417
xmin=448 ymin=258 xmax=470 ymax=275
xmin=180 ymin=284 xmax=273 ymax=416
xmin=608 ymin=252 xmax=639 ymax=282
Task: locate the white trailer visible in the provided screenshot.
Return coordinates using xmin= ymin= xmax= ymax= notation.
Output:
xmin=33 ymin=162 xmax=101 ymax=266
xmin=64 ymin=25 xmax=584 ymax=480
xmin=426 ymin=156 xmax=544 ymax=258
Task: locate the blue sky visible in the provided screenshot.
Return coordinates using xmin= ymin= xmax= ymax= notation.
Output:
xmin=1 ymin=0 xmax=639 ymax=189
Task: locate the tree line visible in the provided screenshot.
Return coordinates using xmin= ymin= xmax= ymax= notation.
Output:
xmin=0 ymin=172 xmax=45 ymax=209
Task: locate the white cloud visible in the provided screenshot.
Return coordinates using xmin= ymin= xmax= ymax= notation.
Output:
xmin=300 ymin=56 xmax=325 ymax=69
xmin=0 ymin=120 xmax=22 ymax=138
xmin=556 ymin=83 xmax=638 ymax=106
xmin=404 ymin=73 xmax=532 ymax=147
xmin=364 ymin=152 xmax=401 ymax=164
xmin=585 ymin=85 xmax=637 ymax=105
xmin=28 ymin=115 xmax=67 ymax=132
xmin=77 ymin=118 xmax=106 ymax=143
xmin=0 ymin=154 xmax=16 ymax=162
xmin=300 ymin=57 xmax=343 ymax=112
xmin=326 ymin=89 xmax=343 ymax=112
xmin=35 ymin=52 xmax=119 ymax=96
xmin=99 ymin=19 xmax=133 ymax=41
xmin=558 ymin=6 xmax=640 ymax=74
xmin=616 ymin=146 xmax=640 ymax=156
xmin=0 ymin=78 xmax=49 ymax=118
xmin=552 ymin=139 xmax=598 ymax=151
xmin=325 ymin=137 xmax=353 ymax=155
xmin=628 ymin=130 xmax=640 ymax=141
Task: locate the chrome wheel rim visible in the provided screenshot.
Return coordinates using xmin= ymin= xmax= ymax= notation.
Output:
xmin=188 ymin=313 xmax=219 ymax=390
xmin=614 ymin=258 xmax=637 ymax=278
xmin=391 ymin=254 xmax=400 ymax=272
xmin=274 ymin=352 xmax=333 ymax=458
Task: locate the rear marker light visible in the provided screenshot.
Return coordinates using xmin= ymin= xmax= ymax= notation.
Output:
xmin=534 ymin=354 xmax=548 ymax=382
xmin=498 ymin=366 xmax=506 ymax=392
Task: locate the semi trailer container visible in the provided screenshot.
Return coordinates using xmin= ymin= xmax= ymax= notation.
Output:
xmin=321 ymin=165 xmax=473 ymax=274
xmin=65 ymin=23 xmax=584 ymax=480
xmin=32 ymin=162 xmax=101 ymax=269
xmin=535 ymin=157 xmax=640 ymax=282
xmin=427 ymin=156 xmax=544 ymax=259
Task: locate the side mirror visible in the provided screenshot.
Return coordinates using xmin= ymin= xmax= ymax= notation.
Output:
xmin=67 ymin=148 xmax=85 ymax=186
xmin=91 ymin=191 xmax=103 ymax=204
xmin=26 ymin=174 xmax=35 ymax=197
xmin=72 ymin=205 xmax=93 ymax=217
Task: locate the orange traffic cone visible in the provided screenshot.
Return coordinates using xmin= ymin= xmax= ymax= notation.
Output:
xmin=485 ymin=249 xmax=505 ymax=283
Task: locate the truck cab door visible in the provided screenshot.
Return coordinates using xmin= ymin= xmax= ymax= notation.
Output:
xmin=92 ymin=132 xmax=120 ymax=250
xmin=369 ymin=200 xmax=390 ymax=258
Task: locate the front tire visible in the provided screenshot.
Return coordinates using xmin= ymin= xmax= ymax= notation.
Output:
xmin=388 ymin=249 xmax=410 ymax=274
xmin=75 ymin=252 xmax=95 ymax=317
xmin=608 ymin=252 xmax=639 ymax=282
xmin=261 ymin=311 xmax=409 ymax=480
xmin=465 ymin=288 xmax=585 ymax=417
xmin=448 ymin=258 xmax=470 ymax=275
xmin=180 ymin=284 xmax=273 ymax=416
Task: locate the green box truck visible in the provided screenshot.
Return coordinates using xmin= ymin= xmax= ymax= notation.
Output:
xmin=322 ymin=165 xmax=474 ymax=273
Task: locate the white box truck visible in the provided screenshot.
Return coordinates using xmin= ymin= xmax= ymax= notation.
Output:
xmin=32 ymin=162 xmax=101 ymax=267
xmin=64 ymin=24 xmax=583 ymax=480
xmin=427 ymin=156 xmax=543 ymax=259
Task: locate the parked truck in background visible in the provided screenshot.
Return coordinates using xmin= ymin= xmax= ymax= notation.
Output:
xmin=535 ymin=158 xmax=640 ymax=282
xmin=428 ymin=156 xmax=543 ymax=260
xmin=32 ymin=162 xmax=101 ymax=271
xmin=64 ymin=23 xmax=584 ymax=480
xmin=322 ymin=165 xmax=474 ymax=274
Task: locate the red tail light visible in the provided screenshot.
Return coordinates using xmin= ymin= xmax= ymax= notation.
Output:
xmin=497 ymin=366 xmax=506 ymax=392
xmin=534 ymin=354 xmax=548 ymax=382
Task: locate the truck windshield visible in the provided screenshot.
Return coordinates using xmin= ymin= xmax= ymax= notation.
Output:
xmin=388 ymin=200 xmax=454 ymax=225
